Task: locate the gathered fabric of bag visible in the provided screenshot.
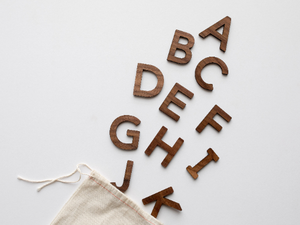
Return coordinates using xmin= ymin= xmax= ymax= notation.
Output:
xmin=18 ymin=164 xmax=163 ymax=225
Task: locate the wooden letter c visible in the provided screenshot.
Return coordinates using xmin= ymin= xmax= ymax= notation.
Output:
xmin=195 ymin=57 xmax=228 ymax=91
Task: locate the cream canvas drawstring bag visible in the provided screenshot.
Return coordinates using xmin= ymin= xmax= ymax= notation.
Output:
xmin=18 ymin=164 xmax=163 ymax=225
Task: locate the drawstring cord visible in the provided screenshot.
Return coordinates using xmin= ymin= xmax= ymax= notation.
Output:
xmin=17 ymin=163 xmax=93 ymax=192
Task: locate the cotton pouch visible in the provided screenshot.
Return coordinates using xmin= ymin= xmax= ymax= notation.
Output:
xmin=18 ymin=164 xmax=163 ymax=225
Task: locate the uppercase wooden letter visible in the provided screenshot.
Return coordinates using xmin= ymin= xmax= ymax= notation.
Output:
xmin=110 ymin=115 xmax=141 ymax=150
xmin=186 ymin=148 xmax=219 ymax=179
xmin=167 ymin=30 xmax=195 ymax=64
xmin=195 ymin=56 xmax=228 ymax=91
xmin=159 ymin=83 xmax=194 ymax=121
xmin=111 ymin=160 xmax=134 ymax=193
xmin=196 ymin=105 xmax=231 ymax=133
xmin=142 ymin=187 xmax=182 ymax=218
xmin=145 ymin=126 xmax=184 ymax=167
xmin=133 ymin=63 xmax=164 ymax=98
xmin=199 ymin=16 xmax=231 ymax=52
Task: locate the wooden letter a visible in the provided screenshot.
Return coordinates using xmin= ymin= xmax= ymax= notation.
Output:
xmin=199 ymin=16 xmax=231 ymax=52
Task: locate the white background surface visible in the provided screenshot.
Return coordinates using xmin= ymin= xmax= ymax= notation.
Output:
xmin=1 ymin=0 xmax=300 ymax=224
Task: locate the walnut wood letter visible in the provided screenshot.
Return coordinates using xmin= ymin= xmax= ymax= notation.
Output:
xmin=111 ymin=160 xmax=134 ymax=193
xmin=196 ymin=105 xmax=231 ymax=133
xmin=133 ymin=63 xmax=164 ymax=98
xmin=186 ymin=148 xmax=219 ymax=179
xmin=110 ymin=115 xmax=141 ymax=150
xmin=167 ymin=30 xmax=195 ymax=64
xmin=159 ymin=83 xmax=194 ymax=121
xmin=145 ymin=126 xmax=184 ymax=167
xmin=199 ymin=16 xmax=231 ymax=52
xmin=195 ymin=56 xmax=228 ymax=91
xmin=142 ymin=187 xmax=182 ymax=218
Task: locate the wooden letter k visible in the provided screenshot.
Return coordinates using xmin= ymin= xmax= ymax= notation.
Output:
xmin=142 ymin=187 xmax=182 ymax=218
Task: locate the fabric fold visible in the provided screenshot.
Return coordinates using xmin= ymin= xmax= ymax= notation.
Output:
xmin=50 ymin=170 xmax=163 ymax=225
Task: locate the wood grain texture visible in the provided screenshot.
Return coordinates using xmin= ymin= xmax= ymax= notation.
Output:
xmin=195 ymin=56 xmax=228 ymax=91
xmin=159 ymin=83 xmax=194 ymax=121
xmin=167 ymin=29 xmax=195 ymax=64
xmin=186 ymin=148 xmax=219 ymax=179
xmin=145 ymin=126 xmax=184 ymax=168
xmin=199 ymin=16 xmax=231 ymax=52
xmin=142 ymin=187 xmax=182 ymax=218
xmin=110 ymin=115 xmax=141 ymax=150
xmin=133 ymin=63 xmax=164 ymax=98
xmin=111 ymin=160 xmax=134 ymax=193
xmin=196 ymin=105 xmax=231 ymax=133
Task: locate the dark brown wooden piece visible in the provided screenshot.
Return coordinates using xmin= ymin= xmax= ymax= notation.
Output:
xmin=110 ymin=115 xmax=141 ymax=150
xmin=199 ymin=16 xmax=231 ymax=52
xmin=159 ymin=83 xmax=194 ymax=121
xmin=142 ymin=187 xmax=182 ymax=218
xmin=186 ymin=148 xmax=219 ymax=179
xmin=195 ymin=57 xmax=228 ymax=91
xmin=145 ymin=126 xmax=184 ymax=167
xmin=133 ymin=63 xmax=164 ymax=98
xmin=196 ymin=105 xmax=231 ymax=133
xmin=111 ymin=160 xmax=134 ymax=193
xmin=167 ymin=30 xmax=195 ymax=64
